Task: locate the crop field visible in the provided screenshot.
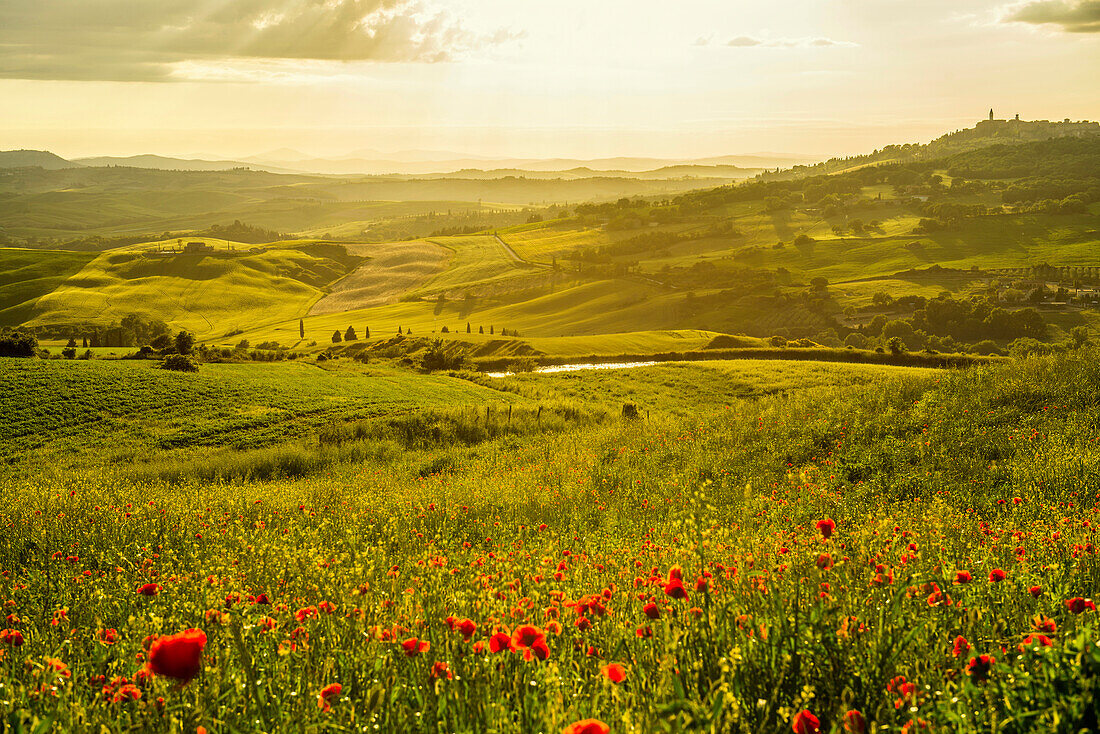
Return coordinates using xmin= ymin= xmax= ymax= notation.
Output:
xmin=2 ymin=350 xmax=1099 ymax=732
xmin=308 ymin=241 xmax=449 ymax=315
xmin=411 ymin=235 xmax=528 ymax=297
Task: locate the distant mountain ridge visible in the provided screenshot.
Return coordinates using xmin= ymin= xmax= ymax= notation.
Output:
xmin=0 ymin=150 xmax=81 ymax=170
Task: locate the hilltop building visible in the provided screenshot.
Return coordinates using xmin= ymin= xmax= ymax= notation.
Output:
xmin=183 ymin=241 xmax=214 ymax=254
xmin=975 ymin=110 xmax=1098 ymax=137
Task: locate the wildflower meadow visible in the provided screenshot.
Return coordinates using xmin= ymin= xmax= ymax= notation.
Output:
xmin=2 ymin=350 xmax=1099 ymax=732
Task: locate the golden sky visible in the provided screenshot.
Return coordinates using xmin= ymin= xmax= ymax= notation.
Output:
xmin=1 ymin=0 xmax=1097 ymax=159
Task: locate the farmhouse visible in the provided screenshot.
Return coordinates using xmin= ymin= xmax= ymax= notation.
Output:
xmin=183 ymin=241 xmax=214 ymax=253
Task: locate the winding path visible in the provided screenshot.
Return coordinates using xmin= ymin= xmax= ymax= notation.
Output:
xmin=494 ymin=234 xmax=552 ymax=269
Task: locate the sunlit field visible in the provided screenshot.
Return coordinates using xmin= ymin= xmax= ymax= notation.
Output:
xmin=2 ymin=350 xmax=1098 ymax=732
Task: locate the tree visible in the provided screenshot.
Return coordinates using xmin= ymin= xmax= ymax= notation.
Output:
xmin=175 ymin=331 xmax=195 ymax=355
xmin=0 ymin=330 xmax=38 ymax=357
xmin=66 ymin=337 xmax=77 ymax=348
xmin=364 ymin=326 xmax=370 ymax=339
xmin=844 ymin=332 xmax=870 ymax=349
xmin=62 ymin=346 xmax=77 ymax=359
xmin=467 ymin=322 xmax=471 ymax=334
xmin=490 ymin=325 xmax=494 ymax=335
xmin=398 ymin=326 xmax=403 ymax=335
xmin=810 ymin=277 xmax=829 ymax=291
xmin=345 ymin=326 xmax=357 ymax=341
xmin=1071 ymin=326 xmax=1090 ymax=347
xmin=151 ymin=333 xmax=172 ymax=351
xmin=299 ymin=319 xmax=305 ymax=339
xmin=886 ymin=336 xmax=906 ymax=354
xmin=81 ymin=336 xmax=88 ymax=348
xmin=479 ymin=326 xmax=484 ymax=334
xmin=332 ymin=330 xmax=342 ymax=343
xmin=236 ymin=339 xmax=250 ymax=351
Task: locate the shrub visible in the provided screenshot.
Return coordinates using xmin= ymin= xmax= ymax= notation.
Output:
xmin=161 ymin=354 xmax=199 ymax=372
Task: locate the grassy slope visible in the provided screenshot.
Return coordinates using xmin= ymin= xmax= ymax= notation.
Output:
xmin=0 ymin=248 xmax=97 ymax=326
xmin=488 ymin=359 xmax=939 ymax=416
xmin=18 ymin=244 xmax=371 ymax=337
xmin=0 ymin=358 xmax=516 ymax=461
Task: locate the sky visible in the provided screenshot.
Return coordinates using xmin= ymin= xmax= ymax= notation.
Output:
xmin=0 ymin=0 xmax=1097 ymax=160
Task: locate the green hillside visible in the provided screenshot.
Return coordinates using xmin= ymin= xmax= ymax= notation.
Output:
xmin=4 ymin=135 xmax=1099 ymax=357
xmin=19 ymin=241 xmax=366 ymax=338
xmin=0 ymin=248 xmax=97 ymax=326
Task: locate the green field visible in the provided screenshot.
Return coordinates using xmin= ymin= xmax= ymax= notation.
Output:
xmin=0 ymin=358 xmax=520 ymax=461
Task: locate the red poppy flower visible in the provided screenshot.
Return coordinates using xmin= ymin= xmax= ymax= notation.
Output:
xmin=0 ymin=629 xmax=24 ymax=647
xmin=512 ymin=625 xmax=545 ymax=649
xmin=1028 ymin=585 xmax=1043 ymax=598
xmin=1020 ymin=634 xmax=1054 ymax=650
xmin=635 ymin=626 xmax=653 ymax=638
xmin=843 ymin=710 xmax=866 ymax=734
xmin=1031 ymin=614 xmax=1057 ymax=633
xmin=147 ymin=629 xmax=207 ymax=683
xmin=967 ymin=654 xmax=995 ymax=682
xmin=401 ymin=637 xmax=430 ymax=657
xmin=952 ymin=635 xmax=970 ymax=657
xmin=455 ymin=618 xmax=477 ymax=640
xmin=431 ymin=661 xmax=453 ymax=679
xmin=318 ymin=683 xmax=341 ymax=711
xmin=488 ymin=632 xmax=513 ymax=653
xmin=988 ymin=569 xmax=1006 ymax=583
xmin=601 ymin=663 xmax=626 ymax=683
xmin=816 ymin=518 xmax=836 ymax=539
xmin=96 ymin=628 xmax=119 ymax=645
xmin=953 ymin=570 xmax=971 ymax=584
xmin=524 ymin=637 xmax=550 ymax=661
xmin=792 ymin=710 xmax=821 ymax=734
xmin=664 ymin=578 xmax=689 ymax=601
xmin=1065 ymin=597 xmax=1097 ymax=614
xmin=137 ymin=583 xmax=161 ymax=596
xmin=562 ymin=719 xmax=609 ymax=734
xmin=642 ymin=602 xmax=660 ymax=620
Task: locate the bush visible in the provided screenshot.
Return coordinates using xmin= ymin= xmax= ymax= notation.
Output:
xmin=161 ymin=354 xmax=199 ymax=372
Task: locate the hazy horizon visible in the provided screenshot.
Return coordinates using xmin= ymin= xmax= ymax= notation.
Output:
xmin=1 ymin=0 xmax=1097 ymax=162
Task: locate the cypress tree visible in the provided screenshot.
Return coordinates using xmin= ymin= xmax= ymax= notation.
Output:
xmin=299 ymin=319 xmax=305 ymax=339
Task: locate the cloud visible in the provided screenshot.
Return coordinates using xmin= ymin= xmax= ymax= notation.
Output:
xmin=723 ymin=36 xmax=857 ymax=48
xmin=1003 ymin=0 xmax=1100 ymax=32
xmin=0 ymin=0 xmax=518 ymax=81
